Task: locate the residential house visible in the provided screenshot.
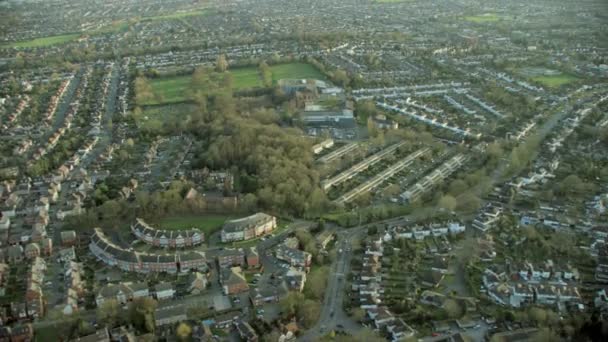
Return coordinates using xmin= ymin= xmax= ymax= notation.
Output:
xmin=61 ymin=230 xmax=77 ymax=246
xmin=187 ymin=272 xmax=208 ymax=295
xmin=235 ymin=320 xmax=258 ymax=342
xmin=24 ymin=243 xmax=40 ymax=259
xmin=73 ymin=328 xmax=111 ymax=342
xmin=221 ymin=267 xmax=249 ymax=295
xmin=216 ymin=248 xmax=245 ymax=269
xmin=285 ymin=268 xmax=307 ymax=292
xmin=154 ymin=282 xmax=175 ymax=301
xmin=96 ymin=283 xmax=133 ymax=307
xmin=154 ymin=306 xmax=187 ymax=327
xmin=250 ymin=287 xmax=279 ymax=306
xmin=246 ymin=247 xmax=260 ymax=268
xmin=275 ymin=245 xmax=312 ymax=268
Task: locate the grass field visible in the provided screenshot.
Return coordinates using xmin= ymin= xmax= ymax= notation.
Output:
xmin=139 ymin=103 xmax=196 ymax=129
xmin=144 ymin=67 xmax=263 ymax=105
xmin=141 ymin=9 xmax=210 ymax=22
xmin=148 ymin=77 xmax=192 ymax=104
xmin=231 ymin=67 xmax=264 ymax=89
xmin=3 ymin=33 xmax=81 ymax=48
xmin=269 ymin=63 xmax=326 ymax=82
xmin=531 ymin=74 xmax=579 ymax=87
xmin=159 ymin=215 xmax=232 ymax=235
xmin=140 ymin=63 xmax=325 ymax=106
xmin=464 ymin=14 xmax=501 ymax=23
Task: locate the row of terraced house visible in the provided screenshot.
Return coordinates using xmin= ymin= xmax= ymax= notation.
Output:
xmin=89 ymin=228 xmax=207 ymax=274
xmin=131 ymin=218 xmax=204 ymax=248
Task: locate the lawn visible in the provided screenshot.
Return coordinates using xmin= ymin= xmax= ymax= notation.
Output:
xmin=159 ymin=215 xmax=233 ymax=235
xmin=3 ymin=33 xmax=81 ymax=48
xmin=270 ymin=63 xmax=326 ymax=82
xmin=231 ymin=67 xmax=264 ymax=89
xmin=141 ymin=9 xmax=210 ymax=22
xmin=464 ymin=14 xmax=501 ymax=23
xmin=531 ymin=74 xmax=579 ymax=88
xmin=139 ymin=103 xmax=196 ymax=128
xmin=143 ymin=68 xmax=263 ymax=105
xmin=148 ymin=76 xmax=192 ymax=105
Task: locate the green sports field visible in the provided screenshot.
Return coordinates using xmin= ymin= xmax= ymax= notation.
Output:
xmin=269 ymin=63 xmax=326 ymax=82
xmin=531 ymin=74 xmax=579 ymax=87
xmin=141 ymin=9 xmax=210 ymax=22
xmin=140 ymin=62 xmax=326 ymax=105
xmin=465 ymin=14 xmax=501 ymax=23
xmin=4 ymin=33 xmax=81 ymax=48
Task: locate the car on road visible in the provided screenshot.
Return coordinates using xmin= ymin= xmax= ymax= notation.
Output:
xmin=336 ymin=324 xmax=344 ymax=329
xmin=330 ymin=310 xmax=334 ymax=317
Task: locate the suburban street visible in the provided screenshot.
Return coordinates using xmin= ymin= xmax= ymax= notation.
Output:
xmin=300 ymin=227 xmax=366 ymax=341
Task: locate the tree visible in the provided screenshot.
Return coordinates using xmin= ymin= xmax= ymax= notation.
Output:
xmin=97 ymin=299 xmax=120 ymax=328
xmin=351 ymin=307 xmax=366 ymax=322
xmin=176 ymin=322 xmax=192 ymax=341
xmin=456 ymin=192 xmax=481 ymax=213
xmin=298 ymin=300 xmax=321 ymax=328
xmin=528 ymin=307 xmax=547 ymax=324
xmin=332 ymin=69 xmax=350 ymax=87
xmin=438 ymin=194 xmax=457 ymax=212
xmin=304 ymin=266 xmax=329 ymax=299
xmin=443 ymin=299 xmax=463 ymax=318
xmin=532 ymin=328 xmax=560 ymax=342
xmin=216 ymin=54 xmax=228 ymax=72
xmin=279 ymin=292 xmax=304 ymax=317
xmin=128 ymin=297 xmax=157 ymax=333
xmin=134 ymin=77 xmax=155 ymax=105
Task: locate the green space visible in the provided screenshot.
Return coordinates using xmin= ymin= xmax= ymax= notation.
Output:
xmin=3 ymin=33 xmax=81 ymax=48
xmin=464 ymin=14 xmax=501 ymax=23
xmin=269 ymin=63 xmax=326 ymax=82
xmin=141 ymin=9 xmax=210 ymax=22
xmin=139 ymin=62 xmax=324 ymax=106
xmin=531 ymin=74 xmax=579 ymax=87
xmin=138 ymin=103 xmax=195 ymax=129
xmin=374 ymin=0 xmax=413 ymax=3
xmin=90 ymin=20 xmax=131 ymax=35
xmin=148 ymin=76 xmax=192 ymax=105
xmin=158 ymin=214 xmax=232 ymax=235
xmin=232 ymin=67 xmax=265 ymax=89
xmin=143 ymin=68 xmax=262 ymax=105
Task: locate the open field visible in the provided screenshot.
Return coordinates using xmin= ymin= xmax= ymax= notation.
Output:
xmin=3 ymin=33 xmax=81 ymax=48
xmin=139 ymin=103 xmax=195 ymax=129
xmin=464 ymin=14 xmax=501 ymax=23
xmin=144 ymin=68 xmax=263 ymax=105
xmin=141 ymin=9 xmax=210 ymax=22
xmin=270 ymin=63 xmax=326 ymax=82
xmin=159 ymin=214 xmax=232 ymax=235
xmin=140 ymin=63 xmax=324 ymax=105
xmin=148 ymin=77 xmax=192 ymax=104
xmin=231 ymin=67 xmax=264 ymax=89
xmin=531 ymin=74 xmax=579 ymax=87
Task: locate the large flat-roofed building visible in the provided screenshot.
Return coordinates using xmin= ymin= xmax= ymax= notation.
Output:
xmin=278 ymin=79 xmax=327 ymax=95
xmin=299 ymin=109 xmax=356 ymax=129
xmin=221 ymin=213 xmax=276 ymax=243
